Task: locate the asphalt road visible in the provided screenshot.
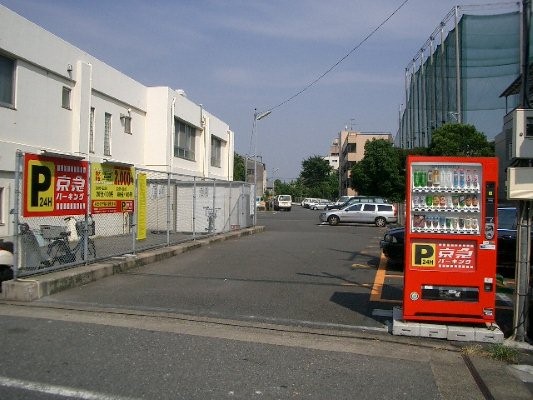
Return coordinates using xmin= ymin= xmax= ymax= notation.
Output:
xmin=0 ymin=206 xmax=528 ymax=399
xmin=39 ymin=206 xmax=392 ymax=330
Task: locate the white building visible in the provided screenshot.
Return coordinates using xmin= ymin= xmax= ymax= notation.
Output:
xmin=0 ymin=5 xmax=235 ymax=237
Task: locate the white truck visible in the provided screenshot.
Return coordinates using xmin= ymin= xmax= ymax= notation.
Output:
xmin=274 ymin=195 xmax=292 ymax=211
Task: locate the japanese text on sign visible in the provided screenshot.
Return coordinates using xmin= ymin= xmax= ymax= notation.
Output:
xmin=23 ymin=153 xmax=88 ymax=217
xmin=90 ymin=163 xmax=135 ymax=214
xmin=411 ymin=241 xmax=476 ymax=271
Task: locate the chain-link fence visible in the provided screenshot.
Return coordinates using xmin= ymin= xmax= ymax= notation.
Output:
xmin=12 ymin=152 xmax=253 ymax=277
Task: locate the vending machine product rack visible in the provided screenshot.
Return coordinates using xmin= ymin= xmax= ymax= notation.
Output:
xmin=411 ymin=164 xmax=482 ymax=236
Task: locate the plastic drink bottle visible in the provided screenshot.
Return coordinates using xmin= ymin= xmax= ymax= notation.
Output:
xmin=459 ymin=169 xmax=465 ymax=187
xmin=453 ymin=169 xmax=459 ymax=187
xmin=426 ymin=169 xmax=433 ymax=186
xmin=433 ymin=167 xmax=440 ymax=186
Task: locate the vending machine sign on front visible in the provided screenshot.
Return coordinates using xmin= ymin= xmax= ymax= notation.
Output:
xmin=403 ymin=156 xmax=498 ymax=324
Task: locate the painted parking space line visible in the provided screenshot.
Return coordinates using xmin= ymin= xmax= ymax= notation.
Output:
xmin=370 ymin=253 xmax=388 ymax=302
xmin=0 ymin=376 xmax=140 ymax=400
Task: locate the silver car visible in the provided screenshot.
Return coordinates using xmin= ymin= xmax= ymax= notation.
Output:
xmin=319 ymin=202 xmax=397 ymax=227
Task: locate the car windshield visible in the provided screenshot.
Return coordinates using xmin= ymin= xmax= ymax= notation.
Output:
xmin=498 ymin=208 xmax=517 ymax=230
xmin=279 ymin=195 xmax=291 ymax=201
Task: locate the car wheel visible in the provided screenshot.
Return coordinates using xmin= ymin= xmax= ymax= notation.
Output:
xmin=375 ymin=217 xmax=386 ymax=227
xmin=328 ymin=215 xmax=340 ymax=226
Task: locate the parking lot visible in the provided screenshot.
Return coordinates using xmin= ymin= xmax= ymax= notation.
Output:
xmin=26 ymin=203 xmax=515 ymax=335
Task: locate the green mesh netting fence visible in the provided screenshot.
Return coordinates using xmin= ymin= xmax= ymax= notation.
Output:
xmin=398 ymin=5 xmax=526 ymax=148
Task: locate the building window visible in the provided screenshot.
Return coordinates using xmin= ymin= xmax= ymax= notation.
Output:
xmin=174 ymin=119 xmax=196 ymax=161
xmin=62 ymin=86 xmax=71 ymax=109
xmin=89 ymin=107 xmax=95 ymax=153
xmin=104 ymin=113 xmax=112 ymax=156
xmin=0 ymin=54 xmax=15 ymax=107
xmin=211 ymin=136 xmax=223 ymax=167
xmin=121 ymin=114 xmax=132 ymax=134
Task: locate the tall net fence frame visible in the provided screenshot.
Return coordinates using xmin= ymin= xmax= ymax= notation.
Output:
xmin=397 ymin=2 xmax=527 ymax=148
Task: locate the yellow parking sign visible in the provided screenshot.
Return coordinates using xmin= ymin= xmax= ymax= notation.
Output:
xmin=411 ymin=243 xmax=436 ymax=267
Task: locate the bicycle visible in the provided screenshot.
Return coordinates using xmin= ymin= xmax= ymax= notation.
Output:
xmin=44 ymin=215 xmax=96 ymax=266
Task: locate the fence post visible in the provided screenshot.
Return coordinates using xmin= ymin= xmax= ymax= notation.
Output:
xmin=192 ymin=176 xmax=197 ymax=239
xmin=212 ymin=179 xmax=216 ymax=234
xmin=228 ymin=181 xmax=232 ymax=233
xmin=241 ymin=183 xmax=245 ymax=228
xmin=12 ymin=150 xmax=22 ymax=279
xmin=167 ymin=172 xmax=171 ymax=246
xmin=131 ymin=168 xmax=137 ymax=255
xmin=85 ymin=161 xmax=93 ymax=261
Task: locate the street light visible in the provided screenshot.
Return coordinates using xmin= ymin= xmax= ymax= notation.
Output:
xmin=252 ymin=108 xmax=272 ymax=226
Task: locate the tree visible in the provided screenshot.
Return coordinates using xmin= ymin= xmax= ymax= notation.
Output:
xmin=233 ymin=152 xmax=245 ymax=182
xmin=428 ymin=123 xmax=494 ymax=156
xmin=299 ymin=155 xmax=337 ymax=199
xmin=350 ymin=139 xmax=405 ymax=202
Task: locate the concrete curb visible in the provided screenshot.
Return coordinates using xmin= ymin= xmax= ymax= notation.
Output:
xmin=1 ymin=226 xmax=265 ymax=302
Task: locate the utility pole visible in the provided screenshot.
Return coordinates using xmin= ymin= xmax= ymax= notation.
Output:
xmin=512 ymin=0 xmax=532 ymax=342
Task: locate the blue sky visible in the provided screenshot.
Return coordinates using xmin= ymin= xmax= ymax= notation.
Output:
xmin=0 ymin=1 xmax=518 ymax=181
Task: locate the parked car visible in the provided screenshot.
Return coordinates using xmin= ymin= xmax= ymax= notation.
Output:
xmin=325 ymin=196 xmax=389 ymax=210
xmin=301 ymin=198 xmax=319 ymax=208
xmin=330 ymin=196 xmax=355 ymax=206
xmin=274 ymin=195 xmax=292 ymax=211
xmin=319 ymin=202 xmax=397 ymax=227
xmin=310 ymin=199 xmax=330 ymax=210
xmin=379 ymin=206 xmax=533 ymax=271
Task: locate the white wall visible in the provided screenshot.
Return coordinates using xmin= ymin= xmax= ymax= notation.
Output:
xmin=0 ymin=5 xmax=237 ymax=238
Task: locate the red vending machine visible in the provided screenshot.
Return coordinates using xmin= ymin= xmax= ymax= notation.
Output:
xmin=403 ymin=156 xmax=498 ymax=324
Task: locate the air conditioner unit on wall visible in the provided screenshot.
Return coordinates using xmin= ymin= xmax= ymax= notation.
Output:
xmin=504 ymin=108 xmax=533 ymax=159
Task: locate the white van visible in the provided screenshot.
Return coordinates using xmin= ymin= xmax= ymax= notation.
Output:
xmin=274 ymin=195 xmax=292 ymax=211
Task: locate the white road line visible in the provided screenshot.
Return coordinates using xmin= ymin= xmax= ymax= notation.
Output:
xmin=0 ymin=376 xmax=141 ymax=400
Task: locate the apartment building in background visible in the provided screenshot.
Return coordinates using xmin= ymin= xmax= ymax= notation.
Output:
xmin=0 ymin=5 xmax=235 ymax=237
xmin=323 ymin=138 xmax=340 ymax=170
xmin=338 ymin=131 xmax=392 ymax=196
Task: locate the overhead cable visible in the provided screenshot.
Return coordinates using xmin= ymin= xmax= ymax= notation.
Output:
xmin=262 ymin=0 xmax=410 ymax=115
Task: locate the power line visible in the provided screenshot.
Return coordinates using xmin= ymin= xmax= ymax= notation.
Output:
xmin=263 ymin=0 xmax=410 ymax=114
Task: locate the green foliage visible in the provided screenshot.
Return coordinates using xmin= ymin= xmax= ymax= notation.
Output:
xmin=270 ymin=156 xmax=338 ymax=200
xmin=275 ymin=179 xmax=307 ymax=199
xmin=487 ymin=344 xmax=519 ymax=363
xmin=462 ymin=344 xmax=519 ymax=364
xmin=350 ymin=139 xmax=405 ymax=202
xmin=428 ymin=123 xmax=494 ymax=156
xmin=233 ymin=152 xmax=246 ymax=182
xmin=299 ymin=156 xmax=337 ymax=199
